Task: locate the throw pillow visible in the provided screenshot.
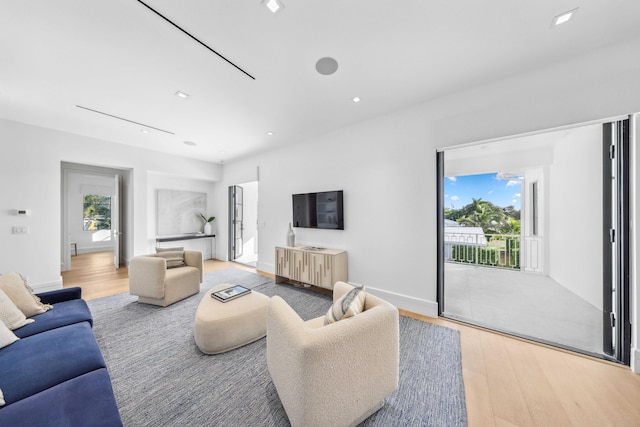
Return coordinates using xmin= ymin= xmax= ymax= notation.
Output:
xmin=156 ymin=247 xmax=184 ymax=253
xmin=0 ymin=319 xmax=19 ymax=350
xmin=156 ymin=251 xmax=185 ymax=269
xmin=324 ymin=285 xmax=367 ymax=325
xmin=0 ymin=288 xmax=34 ymax=330
xmin=0 ymin=272 xmax=53 ymax=317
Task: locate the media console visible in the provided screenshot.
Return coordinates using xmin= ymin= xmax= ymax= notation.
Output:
xmin=275 ymin=246 xmax=348 ymax=290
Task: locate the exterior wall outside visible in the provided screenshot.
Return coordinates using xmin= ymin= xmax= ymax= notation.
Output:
xmin=547 ymin=125 xmax=603 ymax=311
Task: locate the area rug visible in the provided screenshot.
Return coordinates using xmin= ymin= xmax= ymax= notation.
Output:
xmin=89 ymin=268 xmax=467 ymax=426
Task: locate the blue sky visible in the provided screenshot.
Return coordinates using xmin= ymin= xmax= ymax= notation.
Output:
xmin=444 ymin=172 xmax=521 ymax=210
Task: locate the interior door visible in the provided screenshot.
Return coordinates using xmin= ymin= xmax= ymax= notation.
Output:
xmin=112 ymin=174 xmax=120 ymax=269
xmin=228 ymin=185 xmax=244 ymax=260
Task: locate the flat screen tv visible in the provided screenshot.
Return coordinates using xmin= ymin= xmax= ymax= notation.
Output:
xmin=292 ymin=190 xmax=344 ymax=230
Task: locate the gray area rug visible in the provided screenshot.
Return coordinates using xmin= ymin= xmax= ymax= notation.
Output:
xmin=89 ymin=268 xmax=467 ymax=426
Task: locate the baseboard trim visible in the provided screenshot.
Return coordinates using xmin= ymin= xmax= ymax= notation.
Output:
xmin=352 ymin=283 xmax=438 ymax=318
xmin=257 ymin=261 xmax=275 ymax=274
xmin=31 ymin=276 xmax=63 ymax=293
xmin=77 ymin=245 xmax=113 ymax=255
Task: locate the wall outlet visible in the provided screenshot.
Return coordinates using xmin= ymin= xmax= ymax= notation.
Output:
xmin=12 ymin=226 xmax=29 ymax=234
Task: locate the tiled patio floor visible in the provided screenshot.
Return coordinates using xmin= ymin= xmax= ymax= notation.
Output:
xmin=444 ymin=263 xmax=603 ymax=355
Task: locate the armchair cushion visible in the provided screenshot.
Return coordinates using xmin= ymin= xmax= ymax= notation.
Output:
xmin=156 ymin=246 xmax=184 ymax=253
xmin=155 ymin=250 xmax=185 ymax=269
xmin=324 ymin=284 xmax=366 ymax=325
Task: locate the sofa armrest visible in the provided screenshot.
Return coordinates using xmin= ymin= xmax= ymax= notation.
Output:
xmin=129 ymin=256 xmax=167 ymax=299
xmin=36 ymin=287 xmax=82 ymax=304
xmin=184 ymin=250 xmax=204 ymax=283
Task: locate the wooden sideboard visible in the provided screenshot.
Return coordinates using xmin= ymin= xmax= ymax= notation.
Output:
xmin=275 ymin=246 xmax=348 ymax=290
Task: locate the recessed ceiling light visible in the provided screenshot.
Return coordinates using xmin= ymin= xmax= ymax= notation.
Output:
xmin=267 ymin=131 xmax=275 ymax=136
xmin=551 ymin=8 xmax=578 ymax=28
xmin=183 ymin=141 xmax=197 ymax=146
xmin=316 ymin=57 xmax=339 ymax=76
xmin=352 ymin=96 xmax=361 ymax=103
xmin=175 ymin=91 xmax=189 ymax=99
xmin=140 ymin=129 xmax=150 ymax=134
xmin=219 ymin=150 xmax=226 ymax=154
xmin=262 ymin=0 xmax=283 ymax=13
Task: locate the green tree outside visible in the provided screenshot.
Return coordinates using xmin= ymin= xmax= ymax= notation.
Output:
xmin=83 ymin=195 xmax=111 ymax=230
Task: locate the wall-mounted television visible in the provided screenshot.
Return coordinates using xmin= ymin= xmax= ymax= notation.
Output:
xmin=292 ymin=190 xmax=344 ymax=230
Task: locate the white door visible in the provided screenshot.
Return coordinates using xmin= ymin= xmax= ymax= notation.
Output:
xmin=112 ymin=174 xmax=120 ymax=269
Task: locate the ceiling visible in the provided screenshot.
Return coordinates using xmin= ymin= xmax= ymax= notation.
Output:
xmin=1 ymin=0 xmax=639 ymax=164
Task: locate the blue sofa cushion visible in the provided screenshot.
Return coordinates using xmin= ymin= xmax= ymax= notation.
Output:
xmin=0 ymin=322 xmax=105 ymax=405
xmin=0 ymin=369 xmax=123 ymax=427
xmin=36 ymin=287 xmax=82 ymax=305
xmin=13 ymin=299 xmax=93 ymax=338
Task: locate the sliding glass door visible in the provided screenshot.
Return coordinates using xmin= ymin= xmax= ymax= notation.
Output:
xmin=438 ymin=118 xmax=631 ymax=364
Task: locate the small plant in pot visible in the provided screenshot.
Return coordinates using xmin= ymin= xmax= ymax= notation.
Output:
xmin=199 ymin=213 xmax=215 ymax=235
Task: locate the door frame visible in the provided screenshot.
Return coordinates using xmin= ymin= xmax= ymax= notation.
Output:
xmin=436 ymin=115 xmax=632 ymax=365
xmin=60 ymin=162 xmax=130 ymax=271
xmin=602 ymin=119 xmax=632 ymax=364
xmin=228 ymin=185 xmax=244 ymax=261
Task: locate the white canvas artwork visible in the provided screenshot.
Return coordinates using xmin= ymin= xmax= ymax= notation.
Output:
xmin=157 ymin=190 xmax=206 ymax=236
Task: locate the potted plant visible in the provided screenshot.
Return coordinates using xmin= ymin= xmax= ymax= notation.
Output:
xmin=199 ymin=213 xmax=215 ymax=235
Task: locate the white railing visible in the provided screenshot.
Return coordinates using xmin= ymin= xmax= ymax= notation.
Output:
xmin=445 ymin=232 xmax=521 ymax=270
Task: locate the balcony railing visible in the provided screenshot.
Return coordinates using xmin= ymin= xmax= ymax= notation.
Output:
xmin=444 ymin=232 xmax=521 ymax=270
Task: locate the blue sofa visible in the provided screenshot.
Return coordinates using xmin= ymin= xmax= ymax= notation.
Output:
xmin=0 ymin=287 xmax=122 ymax=427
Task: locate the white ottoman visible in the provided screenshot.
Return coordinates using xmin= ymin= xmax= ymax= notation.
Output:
xmin=194 ymin=284 xmax=270 ymax=354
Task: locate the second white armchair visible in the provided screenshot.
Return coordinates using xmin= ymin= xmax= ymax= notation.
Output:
xmin=267 ymin=281 xmax=399 ymax=427
xmin=129 ymin=250 xmax=203 ymax=307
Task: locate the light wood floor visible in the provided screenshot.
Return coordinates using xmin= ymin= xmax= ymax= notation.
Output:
xmin=62 ymin=252 xmax=640 ymax=427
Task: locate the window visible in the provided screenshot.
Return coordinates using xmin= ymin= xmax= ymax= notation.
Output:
xmin=83 ymin=195 xmax=111 ymax=231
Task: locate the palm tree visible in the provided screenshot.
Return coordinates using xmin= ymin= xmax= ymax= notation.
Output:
xmin=457 ymin=199 xmax=500 ymax=230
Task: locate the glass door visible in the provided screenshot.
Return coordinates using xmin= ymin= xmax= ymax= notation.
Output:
xmin=228 ymin=185 xmax=244 ymax=261
xmin=438 ymin=119 xmax=631 ymax=363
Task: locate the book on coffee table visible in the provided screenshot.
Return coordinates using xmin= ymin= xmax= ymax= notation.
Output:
xmin=211 ymin=285 xmax=251 ymax=303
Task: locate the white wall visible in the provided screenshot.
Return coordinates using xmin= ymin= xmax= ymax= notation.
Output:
xmin=0 ymin=118 xmax=222 ymax=291
xmin=216 ymin=36 xmax=640 ymax=321
xmin=145 ymin=171 xmax=218 ymax=257
xmin=547 ymin=125 xmax=603 ymax=310
xmin=215 ymin=114 xmax=438 ymax=315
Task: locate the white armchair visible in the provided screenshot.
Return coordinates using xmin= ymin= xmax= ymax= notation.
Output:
xmin=128 ymin=250 xmax=203 ymax=307
xmin=267 ymin=281 xmax=399 ymax=427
